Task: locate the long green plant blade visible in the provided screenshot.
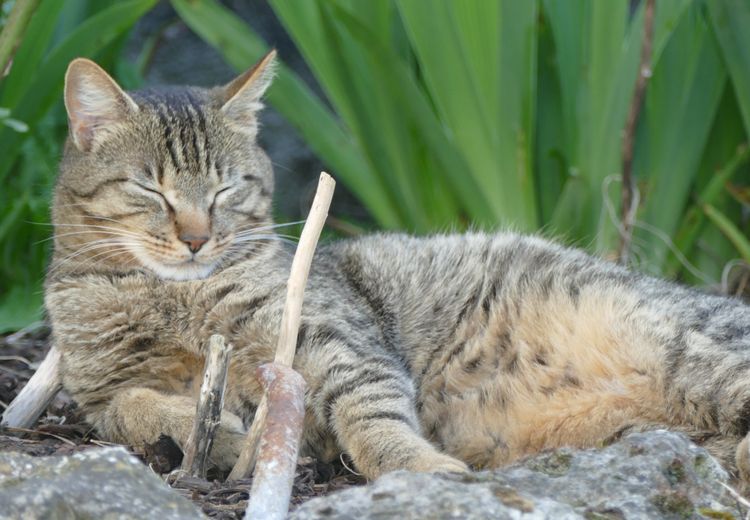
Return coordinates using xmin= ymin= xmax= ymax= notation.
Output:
xmin=268 ymin=0 xmax=426 ymax=227
xmin=543 ymin=0 xmax=640 ymax=248
xmin=666 ymin=143 xmax=750 ymax=277
xmin=535 ymin=9 xmax=567 ymax=228
xmin=326 ymin=2 xmax=495 ymax=226
xmin=545 ymin=0 xmax=692 ymax=252
xmin=395 ymin=0 xmax=539 ymax=230
xmin=632 ymin=5 xmax=726 ymax=273
xmin=703 ymin=203 xmax=750 ymax=264
xmin=708 ymin=0 xmax=750 ymax=137
xmin=314 ymin=1 xmax=432 ymax=229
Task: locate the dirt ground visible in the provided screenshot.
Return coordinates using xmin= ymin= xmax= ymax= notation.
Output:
xmin=0 ymin=326 xmax=364 ymax=518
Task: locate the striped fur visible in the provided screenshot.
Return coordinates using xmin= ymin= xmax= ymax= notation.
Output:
xmin=45 ymin=55 xmax=750 ymax=482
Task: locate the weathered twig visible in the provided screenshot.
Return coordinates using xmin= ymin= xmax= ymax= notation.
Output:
xmin=229 ymin=172 xmax=335 ymax=481
xmin=245 ymin=364 xmax=306 ymax=520
xmin=181 ymin=335 xmax=233 ymax=478
xmin=1 ymin=346 xmax=61 ymax=429
xmin=618 ymin=0 xmax=655 ymax=265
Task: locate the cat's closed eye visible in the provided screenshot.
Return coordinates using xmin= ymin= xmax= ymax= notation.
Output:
xmin=210 ymin=187 xmax=233 ymax=214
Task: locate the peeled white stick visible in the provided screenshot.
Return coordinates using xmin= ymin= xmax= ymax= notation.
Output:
xmin=181 ymin=334 xmax=233 ymax=478
xmin=229 ymin=171 xmax=335 ymax=481
xmin=1 ymin=346 xmax=62 ymax=428
xmin=244 ymin=364 xmax=306 ymax=520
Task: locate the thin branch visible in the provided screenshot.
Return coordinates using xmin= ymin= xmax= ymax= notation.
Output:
xmin=244 ymin=364 xmax=306 ymax=520
xmin=0 ymin=0 xmax=41 ymax=76
xmin=618 ymin=0 xmax=655 ymax=265
xmin=1 ymin=346 xmax=61 ymax=428
xmin=229 ymin=172 xmax=335 ymax=481
xmin=181 ymin=334 xmax=233 ymax=478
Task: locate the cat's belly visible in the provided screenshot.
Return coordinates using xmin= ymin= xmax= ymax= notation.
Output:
xmin=416 ymin=280 xmax=672 ymax=468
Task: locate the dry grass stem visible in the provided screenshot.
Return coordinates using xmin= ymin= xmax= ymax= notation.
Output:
xmin=618 ymin=0 xmax=655 ymax=265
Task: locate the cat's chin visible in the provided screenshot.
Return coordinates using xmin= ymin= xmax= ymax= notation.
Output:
xmin=151 ymin=262 xmax=217 ymax=281
xmin=131 ymin=249 xmax=218 ymax=281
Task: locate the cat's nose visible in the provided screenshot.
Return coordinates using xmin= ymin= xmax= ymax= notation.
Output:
xmin=180 ymin=234 xmax=209 ymax=253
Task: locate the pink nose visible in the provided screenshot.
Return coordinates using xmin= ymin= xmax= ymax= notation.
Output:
xmin=180 ymin=235 xmax=209 ymax=253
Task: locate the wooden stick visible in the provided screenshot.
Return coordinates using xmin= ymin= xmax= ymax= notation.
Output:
xmin=274 ymin=172 xmax=336 ymax=366
xmin=245 ymin=364 xmax=306 ymax=520
xmin=1 ymin=346 xmax=61 ymax=429
xmin=229 ymin=171 xmax=335 ymax=480
xmin=181 ymin=334 xmax=233 ymax=478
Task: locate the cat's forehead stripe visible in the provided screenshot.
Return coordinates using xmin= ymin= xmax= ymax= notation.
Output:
xmin=145 ymin=90 xmax=212 ymax=180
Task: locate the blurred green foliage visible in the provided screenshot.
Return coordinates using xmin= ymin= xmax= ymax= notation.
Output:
xmin=2 ymin=0 xmax=750 ymax=332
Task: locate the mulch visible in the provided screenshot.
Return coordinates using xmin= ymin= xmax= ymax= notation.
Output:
xmin=0 ymin=326 xmax=365 ymax=518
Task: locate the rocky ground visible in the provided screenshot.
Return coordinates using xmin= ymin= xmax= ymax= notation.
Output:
xmin=3 ymin=327 xmax=750 ymax=519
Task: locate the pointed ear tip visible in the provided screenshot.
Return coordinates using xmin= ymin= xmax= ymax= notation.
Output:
xmin=260 ymin=49 xmax=278 ymax=69
xmin=67 ymin=57 xmax=100 ymax=73
xmin=65 ymin=58 xmax=109 ymax=88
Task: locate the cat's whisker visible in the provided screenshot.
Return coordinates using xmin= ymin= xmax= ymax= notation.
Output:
xmin=50 ymin=240 xmax=141 ymax=273
xmin=51 ymin=222 xmax=145 ymax=237
xmin=231 ymin=235 xmax=298 ymax=247
xmin=233 ymin=219 xmax=305 ymax=235
xmin=50 ymin=248 xmax=133 ymax=275
xmin=82 ymin=214 xmax=142 ymax=227
xmin=59 ymin=247 xmax=138 ymax=274
xmin=54 ymin=240 xmax=131 ymax=264
xmin=36 ymin=230 xmax=144 ymax=245
xmin=234 ymin=231 xmax=299 ymax=242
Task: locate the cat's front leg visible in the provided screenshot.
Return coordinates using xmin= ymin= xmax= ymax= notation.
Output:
xmin=306 ymin=348 xmax=467 ymax=479
xmin=98 ymin=387 xmax=246 ymax=471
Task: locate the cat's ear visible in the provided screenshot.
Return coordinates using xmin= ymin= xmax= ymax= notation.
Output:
xmin=220 ymin=49 xmax=277 ymax=136
xmin=64 ymin=58 xmax=139 ymax=152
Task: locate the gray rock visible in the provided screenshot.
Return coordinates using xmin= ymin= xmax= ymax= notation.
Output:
xmin=291 ymin=431 xmax=739 ymax=520
xmin=0 ymin=447 xmax=203 ymax=519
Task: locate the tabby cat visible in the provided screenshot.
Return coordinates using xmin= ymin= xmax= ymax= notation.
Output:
xmin=44 ymin=51 xmax=750 ymax=481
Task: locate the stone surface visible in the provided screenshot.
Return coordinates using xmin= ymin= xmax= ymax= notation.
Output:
xmin=291 ymin=431 xmax=740 ymax=520
xmin=0 ymin=447 xmax=203 ymax=519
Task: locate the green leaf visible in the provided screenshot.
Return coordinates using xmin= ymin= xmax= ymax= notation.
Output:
xmin=396 ymin=0 xmax=539 ymax=230
xmin=0 ymin=283 xmax=43 ymax=334
xmin=708 ymin=0 xmax=750 ymax=137
xmin=703 ymin=203 xmax=750 ymax=264
xmin=2 ymin=117 xmax=28 ymax=132
xmin=633 ymin=5 xmax=726 ymax=273
xmin=325 ymin=2 xmax=495 ymax=226
xmin=535 ymin=9 xmax=566 ymax=225
xmin=543 ymin=0 xmax=641 ymax=248
xmin=544 ymin=0 xmax=691 ymax=252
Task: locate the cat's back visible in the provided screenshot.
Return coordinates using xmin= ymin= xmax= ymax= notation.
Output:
xmin=320 ymin=231 xmax=602 ymax=338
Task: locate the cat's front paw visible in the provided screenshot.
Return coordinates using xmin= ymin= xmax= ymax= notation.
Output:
xmin=408 ymin=450 xmax=469 ymax=474
xmin=209 ymin=427 xmax=246 ymax=471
